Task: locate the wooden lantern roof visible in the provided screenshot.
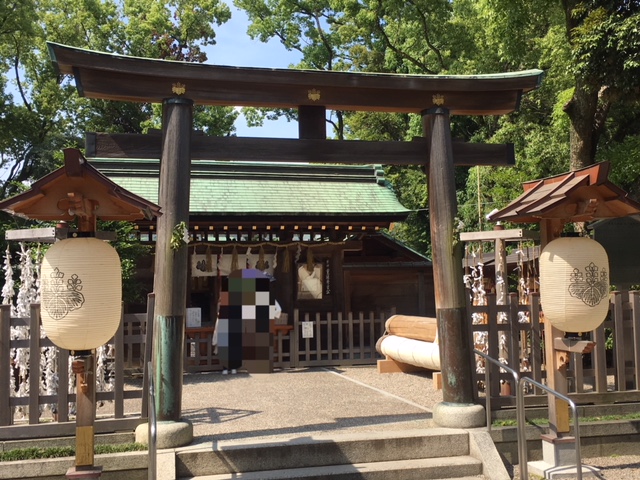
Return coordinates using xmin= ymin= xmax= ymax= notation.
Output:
xmin=488 ymin=162 xmax=640 ymax=224
xmin=48 ymin=42 xmax=543 ymax=116
xmin=0 ymin=148 xmax=161 ymax=222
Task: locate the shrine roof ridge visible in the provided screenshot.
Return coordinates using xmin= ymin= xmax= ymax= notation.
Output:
xmin=88 ymin=157 xmax=408 ymax=217
xmin=89 ymin=157 xmax=387 ymax=183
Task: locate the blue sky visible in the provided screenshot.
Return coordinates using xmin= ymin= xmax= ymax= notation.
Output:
xmin=209 ymin=5 xmax=302 ymax=138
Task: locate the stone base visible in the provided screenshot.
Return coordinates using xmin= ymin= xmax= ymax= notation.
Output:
xmin=135 ymin=419 xmax=193 ymax=449
xmin=527 ymin=434 xmax=600 ymax=479
xmin=541 ymin=434 xmax=579 ymax=466
xmin=432 ymin=402 xmax=485 ymax=428
xmin=66 ymin=466 xmax=103 ymax=479
xmin=528 ymin=461 xmax=601 ymax=479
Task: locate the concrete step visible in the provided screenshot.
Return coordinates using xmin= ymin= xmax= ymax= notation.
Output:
xmin=176 ymin=428 xmax=472 ymax=477
xmin=181 ymin=455 xmax=484 ymax=479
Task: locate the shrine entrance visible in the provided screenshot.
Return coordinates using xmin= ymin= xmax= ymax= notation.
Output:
xmin=48 ymin=41 xmax=542 ymax=436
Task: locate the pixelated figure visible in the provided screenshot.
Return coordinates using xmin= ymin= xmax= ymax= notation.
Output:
xmin=217 ymin=269 xmax=275 ymax=374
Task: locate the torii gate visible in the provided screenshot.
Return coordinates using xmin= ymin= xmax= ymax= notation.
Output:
xmin=48 ymin=42 xmax=543 ymax=444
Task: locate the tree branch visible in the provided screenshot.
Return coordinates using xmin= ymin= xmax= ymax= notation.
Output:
xmin=406 ymin=0 xmax=446 ymax=71
xmin=12 ymin=37 xmax=31 ymax=112
xmin=372 ymin=8 xmax=435 ymax=74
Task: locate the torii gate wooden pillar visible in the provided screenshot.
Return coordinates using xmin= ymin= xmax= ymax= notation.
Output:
xmin=48 ymin=42 xmax=543 ymax=439
xmin=423 ymin=107 xmax=474 ymax=406
xmin=152 ymin=98 xmax=193 ymax=423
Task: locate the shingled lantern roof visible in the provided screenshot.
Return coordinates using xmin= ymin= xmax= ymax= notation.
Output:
xmin=0 ymin=148 xmax=161 ymax=223
xmin=488 ymin=162 xmax=640 ymax=224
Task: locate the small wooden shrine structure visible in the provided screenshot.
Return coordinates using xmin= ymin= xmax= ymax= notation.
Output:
xmin=489 ymin=161 xmax=640 ymax=474
xmin=87 ymin=156 xmax=435 ymax=322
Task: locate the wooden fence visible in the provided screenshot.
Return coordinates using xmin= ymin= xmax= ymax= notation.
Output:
xmin=469 ymin=290 xmax=640 ymax=409
xmin=0 ymin=305 xmax=146 ymax=440
xmin=184 ymin=310 xmax=387 ymax=371
xmin=291 ymin=310 xmax=386 ymax=367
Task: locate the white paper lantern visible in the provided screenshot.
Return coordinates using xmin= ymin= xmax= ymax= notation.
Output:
xmin=40 ymin=237 xmax=122 ymax=351
xmin=540 ymin=237 xmax=609 ymax=332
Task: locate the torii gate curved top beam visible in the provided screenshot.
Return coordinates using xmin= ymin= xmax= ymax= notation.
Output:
xmin=48 ymin=42 xmax=543 ymax=116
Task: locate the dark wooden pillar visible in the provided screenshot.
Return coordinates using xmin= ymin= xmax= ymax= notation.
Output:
xmin=153 ymin=97 xmax=193 ymax=422
xmin=298 ymin=105 xmax=326 ymax=139
xmin=423 ymin=107 xmax=474 ymax=404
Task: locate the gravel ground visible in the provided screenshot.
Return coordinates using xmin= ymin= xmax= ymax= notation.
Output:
xmin=99 ymin=365 xmax=639 ymax=479
xmin=181 ymin=366 xmax=640 ymax=479
xmin=180 ymin=366 xmax=438 ymax=443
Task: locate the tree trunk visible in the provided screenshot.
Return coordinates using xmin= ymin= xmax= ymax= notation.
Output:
xmin=564 ymin=79 xmax=599 ymax=172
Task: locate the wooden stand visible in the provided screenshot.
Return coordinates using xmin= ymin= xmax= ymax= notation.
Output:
xmin=67 ymin=354 xmax=101 ymax=479
xmin=377 ymin=356 xmax=424 ymax=374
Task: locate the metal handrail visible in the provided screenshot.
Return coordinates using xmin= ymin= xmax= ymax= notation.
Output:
xmin=473 ymin=350 xmax=524 ymax=470
xmin=517 ymin=376 xmax=582 ymax=480
xmin=473 ymin=349 xmax=583 ymax=480
xmin=147 ymin=361 xmax=157 ymax=480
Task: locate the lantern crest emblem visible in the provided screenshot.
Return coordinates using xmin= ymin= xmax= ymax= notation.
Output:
xmin=568 ymin=262 xmax=608 ymax=307
xmin=42 ymin=267 xmax=85 ymax=320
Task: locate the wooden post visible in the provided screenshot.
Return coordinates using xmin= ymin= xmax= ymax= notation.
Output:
xmin=298 ymin=105 xmax=326 ymax=140
xmin=66 ymin=354 xmax=102 ymax=479
xmin=153 ymin=97 xmax=193 ymax=422
xmin=73 ymin=355 xmax=95 ymax=467
xmin=423 ymin=107 xmax=474 ymax=404
xmin=0 ymin=305 xmax=11 ymax=426
xmin=65 ymin=200 xmax=103 ymax=479
xmin=540 ymin=218 xmax=571 ymax=436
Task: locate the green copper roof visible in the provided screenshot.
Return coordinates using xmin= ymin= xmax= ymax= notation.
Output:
xmin=89 ymin=158 xmax=411 ymax=219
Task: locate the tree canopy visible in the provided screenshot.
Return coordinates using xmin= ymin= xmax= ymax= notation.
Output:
xmin=0 ymin=0 xmax=237 ymax=199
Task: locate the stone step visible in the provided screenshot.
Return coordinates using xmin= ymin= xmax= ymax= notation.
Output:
xmin=180 ymin=455 xmax=484 ymax=480
xmin=176 ymin=428 xmax=472 ymax=477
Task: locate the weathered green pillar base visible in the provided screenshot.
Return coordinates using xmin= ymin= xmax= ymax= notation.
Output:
xmin=432 ymin=402 xmax=485 ymax=428
xmin=154 ymin=315 xmax=185 ymax=421
xmin=135 ymin=419 xmax=193 ymax=449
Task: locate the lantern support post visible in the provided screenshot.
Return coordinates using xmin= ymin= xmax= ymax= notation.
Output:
xmin=539 ymin=218 xmax=572 ymax=437
xmin=66 ymin=353 xmax=101 ymax=479
xmin=65 ymin=210 xmax=102 ymax=479
xmin=529 ymin=218 xmax=602 ymax=478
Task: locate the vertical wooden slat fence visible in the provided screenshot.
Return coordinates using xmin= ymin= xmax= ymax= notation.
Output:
xmin=273 ymin=326 xmax=293 ymax=369
xmin=0 ymin=304 xmax=145 ymax=440
xmin=292 ymin=310 xmax=386 ymax=367
xmin=470 ymin=289 xmax=640 ymax=410
xmin=180 ymin=308 xmax=384 ymax=371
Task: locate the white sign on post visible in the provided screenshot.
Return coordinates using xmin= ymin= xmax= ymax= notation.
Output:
xmin=186 ymin=308 xmax=202 ymax=328
xmin=302 ymin=321 xmax=314 ymax=338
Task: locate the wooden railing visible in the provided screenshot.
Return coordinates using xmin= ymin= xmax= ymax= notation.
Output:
xmin=292 ymin=310 xmax=386 ymax=367
xmin=183 ymin=309 xmax=387 ymax=371
xmin=0 ymin=305 xmax=145 ymax=440
xmin=469 ymin=290 xmax=640 ymax=409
